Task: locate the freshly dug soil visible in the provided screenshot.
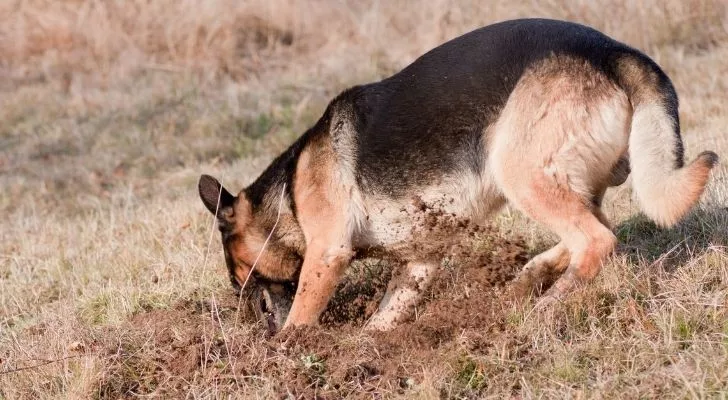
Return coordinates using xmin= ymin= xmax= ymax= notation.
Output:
xmin=97 ymin=198 xmax=530 ymax=398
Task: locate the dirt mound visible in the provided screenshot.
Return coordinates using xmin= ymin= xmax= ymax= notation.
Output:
xmin=276 ymin=242 xmax=527 ymax=384
xmin=274 ymin=223 xmax=529 ymax=397
xmin=96 ymin=200 xmax=529 ymax=398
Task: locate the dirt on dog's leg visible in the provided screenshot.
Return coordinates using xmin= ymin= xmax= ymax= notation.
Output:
xmin=366 ymin=261 xmax=437 ymax=331
xmin=283 ymin=132 xmax=358 ymax=329
xmin=283 ymin=244 xmax=353 ymax=328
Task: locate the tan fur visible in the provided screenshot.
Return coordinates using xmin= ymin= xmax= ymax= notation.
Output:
xmin=628 ymin=102 xmax=717 ymax=226
xmin=203 ymin=51 xmax=718 ymax=331
xmin=328 ymin=101 xmax=371 ymax=239
xmin=284 ymin=135 xmax=355 ymax=327
xmin=491 ymin=56 xmax=632 ymax=201
xmin=257 ymin=186 xmax=307 ymax=256
xmin=282 ymin=54 xmax=716 ymax=323
xmin=225 ymin=196 xmax=302 ymax=284
xmin=617 ymin=57 xmax=718 ymax=227
xmin=490 ymin=56 xmax=626 ymax=297
xmin=224 ymin=197 xmax=255 ymax=286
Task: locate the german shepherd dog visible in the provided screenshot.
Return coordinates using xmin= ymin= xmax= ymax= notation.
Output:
xmin=198 ymin=19 xmax=718 ymax=333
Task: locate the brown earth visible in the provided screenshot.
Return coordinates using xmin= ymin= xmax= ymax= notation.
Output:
xmin=95 ymin=201 xmax=531 ymax=398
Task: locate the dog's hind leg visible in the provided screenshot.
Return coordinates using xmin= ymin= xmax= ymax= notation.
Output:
xmin=510 ymin=193 xmax=614 ymax=298
xmin=365 ymin=260 xmax=437 ymax=331
xmin=492 ymin=138 xmax=619 ymax=302
xmin=542 ymin=216 xmax=616 ymax=303
xmin=510 ymin=242 xmax=570 ymax=297
xmin=489 ymin=57 xmax=628 ymax=302
xmin=496 ymin=166 xmax=617 ymax=302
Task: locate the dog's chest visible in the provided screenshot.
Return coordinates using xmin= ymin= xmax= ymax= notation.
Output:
xmin=352 ymin=171 xmax=503 ymax=249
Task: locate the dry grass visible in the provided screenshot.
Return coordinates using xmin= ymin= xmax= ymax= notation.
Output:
xmin=1 ymin=0 xmax=727 ymax=398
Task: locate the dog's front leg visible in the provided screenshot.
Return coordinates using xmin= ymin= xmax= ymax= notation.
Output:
xmin=284 ymin=131 xmax=361 ymax=328
xmin=283 ymin=243 xmax=353 ymax=328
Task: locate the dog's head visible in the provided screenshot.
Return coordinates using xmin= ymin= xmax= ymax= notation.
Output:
xmin=198 ymin=174 xmax=302 ymax=332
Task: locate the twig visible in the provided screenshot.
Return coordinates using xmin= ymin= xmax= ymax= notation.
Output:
xmin=240 ymin=183 xmax=287 ymax=292
xmin=233 ymin=183 xmax=288 ymax=327
xmin=228 ymin=183 xmax=288 ymax=390
xmin=0 ymin=354 xmax=89 ymax=375
xmin=210 ymin=292 xmax=232 ymax=371
xmin=199 ymin=172 xmax=225 ymax=373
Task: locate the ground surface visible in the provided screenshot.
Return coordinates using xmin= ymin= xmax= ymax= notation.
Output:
xmin=1 ymin=1 xmax=728 ymax=398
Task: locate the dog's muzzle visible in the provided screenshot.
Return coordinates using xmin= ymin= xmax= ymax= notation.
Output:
xmin=252 ymin=283 xmax=294 ymax=335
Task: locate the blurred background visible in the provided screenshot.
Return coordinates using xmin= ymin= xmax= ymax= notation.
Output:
xmin=2 ymin=0 xmax=727 ymax=217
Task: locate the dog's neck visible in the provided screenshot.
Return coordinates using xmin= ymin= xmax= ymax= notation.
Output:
xmin=245 ymin=106 xmax=334 ymax=223
xmin=243 ymin=102 xmax=336 ymax=256
xmin=242 ymin=135 xmax=317 ymax=256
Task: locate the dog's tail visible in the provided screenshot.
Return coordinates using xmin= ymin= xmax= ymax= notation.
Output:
xmin=615 ymin=54 xmax=718 ymax=227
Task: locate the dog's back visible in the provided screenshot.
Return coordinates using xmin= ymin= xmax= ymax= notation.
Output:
xmin=341 ymin=19 xmax=635 ymax=194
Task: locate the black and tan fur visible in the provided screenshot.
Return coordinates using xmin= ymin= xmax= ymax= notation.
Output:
xmin=198 ymin=19 xmax=718 ymax=332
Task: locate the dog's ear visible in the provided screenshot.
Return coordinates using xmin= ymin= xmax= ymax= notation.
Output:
xmin=198 ymin=174 xmax=236 ymax=217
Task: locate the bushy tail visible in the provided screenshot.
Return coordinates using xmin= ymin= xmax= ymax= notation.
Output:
xmin=615 ymin=54 xmax=719 ymax=227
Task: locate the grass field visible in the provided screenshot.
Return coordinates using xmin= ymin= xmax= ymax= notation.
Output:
xmin=1 ymin=0 xmax=727 ymax=398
